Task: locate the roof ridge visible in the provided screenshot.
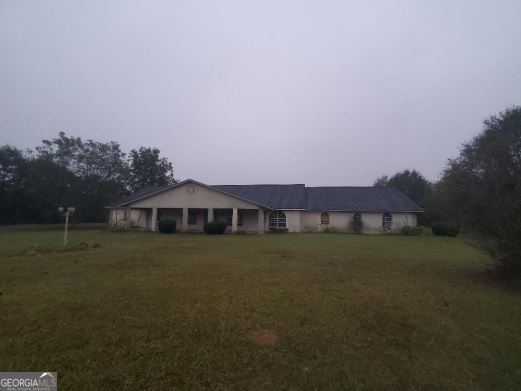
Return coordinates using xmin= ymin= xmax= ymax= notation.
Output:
xmin=306 ymin=186 xmax=392 ymax=189
xmin=213 ymin=184 xmax=305 ymax=186
xmin=214 ymin=184 xmax=388 ymax=188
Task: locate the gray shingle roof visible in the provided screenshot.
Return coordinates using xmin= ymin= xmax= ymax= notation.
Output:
xmin=305 ymin=187 xmax=423 ymax=212
xmin=107 ymin=180 xmax=423 ymax=212
xmin=213 ymin=184 xmax=306 ymax=209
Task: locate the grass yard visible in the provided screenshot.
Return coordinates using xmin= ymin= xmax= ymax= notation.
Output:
xmin=1 ymin=230 xmax=520 ymax=390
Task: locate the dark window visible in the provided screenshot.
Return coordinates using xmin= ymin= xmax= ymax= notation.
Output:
xmin=188 ymin=210 xmax=197 ymax=225
xmin=382 ymin=213 xmax=392 ymax=228
xmin=320 ymin=212 xmax=330 ymax=225
xmin=220 ymin=210 xmax=242 ymax=226
xmin=225 ymin=211 xmax=232 ymax=226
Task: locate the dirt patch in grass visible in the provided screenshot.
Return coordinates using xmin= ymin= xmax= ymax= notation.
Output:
xmin=249 ymin=330 xmax=278 ymax=347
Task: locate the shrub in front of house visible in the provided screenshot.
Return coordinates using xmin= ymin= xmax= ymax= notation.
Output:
xmin=321 ymin=227 xmax=339 ymax=233
xmin=431 ymin=221 xmax=460 ymax=237
xmin=204 ymin=221 xmax=227 ymax=235
xmin=351 ymin=215 xmax=363 ymax=234
xmin=401 ymin=225 xmax=423 ymax=236
xmin=158 ymin=219 xmax=177 ymax=233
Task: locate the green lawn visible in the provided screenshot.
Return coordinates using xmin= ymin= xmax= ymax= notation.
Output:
xmin=1 ymin=230 xmax=520 ymax=390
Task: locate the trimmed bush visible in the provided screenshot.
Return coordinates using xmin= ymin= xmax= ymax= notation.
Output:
xmin=431 ymin=221 xmax=460 ymax=237
xmin=351 ymin=213 xmax=363 ymax=234
xmin=320 ymin=227 xmax=339 ymax=233
xmin=158 ymin=219 xmax=177 ymax=234
xmin=204 ymin=221 xmax=227 ymax=235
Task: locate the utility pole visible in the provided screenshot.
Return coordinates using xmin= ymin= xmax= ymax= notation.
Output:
xmin=58 ymin=207 xmax=76 ymax=246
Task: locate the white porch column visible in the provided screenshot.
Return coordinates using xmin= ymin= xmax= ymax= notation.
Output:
xmin=208 ymin=208 xmax=214 ymax=222
xmin=182 ymin=207 xmax=189 ymax=232
xmin=126 ymin=207 xmax=132 ymax=227
xmin=232 ymin=208 xmax=238 ymax=233
xmin=151 ymin=207 xmax=157 ymax=231
xmin=258 ymin=209 xmax=265 ymax=234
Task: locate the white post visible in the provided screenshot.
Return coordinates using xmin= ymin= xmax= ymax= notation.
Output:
xmin=258 ymin=209 xmax=265 ymax=234
xmin=64 ymin=214 xmax=69 ymax=246
xmin=151 ymin=207 xmax=158 ymax=231
xmin=182 ymin=207 xmax=189 ymax=232
xmin=59 ymin=207 xmax=75 ymax=247
xmin=126 ymin=207 xmax=131 ymax=226
xmin=232 ymin=208 xmax=238 ymax=233
xmin=208 ymin=208 xmax=214 ymax=222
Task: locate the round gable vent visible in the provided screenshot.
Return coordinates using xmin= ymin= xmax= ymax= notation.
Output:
xmin=186 ymin=185 xmax=195 ymax=194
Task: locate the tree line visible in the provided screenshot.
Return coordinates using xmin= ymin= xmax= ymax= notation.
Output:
xmin=1 ymin=106 xmax=520 ymax=277
xmin=374 ymin=106 xmax=521 ymax=278
xmin=0 ymin=132 xmax=175 ymax=224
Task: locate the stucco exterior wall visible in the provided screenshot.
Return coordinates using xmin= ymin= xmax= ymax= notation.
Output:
xmin=130 ymin=209 xmax=148 ymax=229
xmin=278 ymin=210 xmax=304 ymax=233
xmin=351 ymin=212 xmax=417 ymax=234
xmin=304 ymin=211 xmax=351 ymax=232
xmin=109 ymin=208 xmax=149 ymax=229
xmin=110 ymin=209 xmax=125 ymax=226
xmin=302 ymin=211 xmax=418 ymax=233
xmin=239 ymin=209 xmax=259 ymax=232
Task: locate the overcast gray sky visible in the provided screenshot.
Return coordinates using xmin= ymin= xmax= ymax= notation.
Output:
xmin=1 ymin=1 xmax=520 ymax=185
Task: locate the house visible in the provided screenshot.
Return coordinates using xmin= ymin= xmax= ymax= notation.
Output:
xmin=107 ymin=179 xmax=423 ymax=234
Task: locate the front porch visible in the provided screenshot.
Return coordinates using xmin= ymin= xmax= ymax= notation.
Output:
xmin=127 ymin=207 xmax=266 ymax=234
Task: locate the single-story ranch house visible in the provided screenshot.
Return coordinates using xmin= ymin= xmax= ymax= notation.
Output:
xmin=107 ymin=179 xmax=422 ymax=234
